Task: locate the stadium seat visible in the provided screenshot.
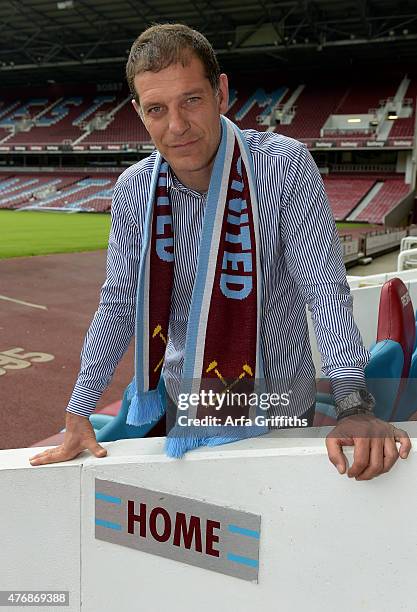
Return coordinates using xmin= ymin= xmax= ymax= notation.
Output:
xmin=315 ymin=278 xmax=415 ymax=424
xmin=94 ymin=379 xmax=166 ymax=443
xmin=372 ymin=278 xmax=416 ymax=420
xmin=395 ymin=311 xmax=417 ymax=420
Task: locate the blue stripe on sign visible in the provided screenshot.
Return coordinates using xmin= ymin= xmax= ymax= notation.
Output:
xmin=95 ymin=518 xmax=122 ymax=531
xmin=228 ymin=524 xmax=260 ymax=539
xmin=226 ymin=553 xmax=259 ymax=568
xmin=95 ymin=492 xmax=121 ymax=504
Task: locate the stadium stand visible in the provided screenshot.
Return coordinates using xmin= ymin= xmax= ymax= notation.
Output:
xmin=322 ymin=175 xmax=377 ymax=220
xmin=0 ymin=75 xmax=414 ymax=220
xmin=355 ymin=179 xmax=411 ymax=224
xmin=81 ymin=96 xmax=150 ymax=145
xmin=233 ymin=86 xmax=287 ymax=130
xmin=0 ymin=175 xmax=63 ymax=209
xmin=1 ymin=77 xmax=414 ymax=146
xmin=272 ymin=83 xmax=347 ymax=140
xmin=389 ymin=79 xmax=417 ymax=138
xmin=0 ymin=171 xmax=409 ymax=221
xmin=2 ymin=97 xmax=86 ymax=144
xmin=333 ymin=79 xmax=400 ymax=114
xmin=0 ymin=173 xmax=117 ymax=212
xmin=0 ymin=98 xmax=50 ymax=127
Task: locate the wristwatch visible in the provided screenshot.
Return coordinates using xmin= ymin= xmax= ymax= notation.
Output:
xmin=334 ymin=389 xmax=376 ymax=421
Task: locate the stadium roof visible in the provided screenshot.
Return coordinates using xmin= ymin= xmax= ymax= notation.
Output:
xmin=1 ymin=0 xmax=417 ymax=86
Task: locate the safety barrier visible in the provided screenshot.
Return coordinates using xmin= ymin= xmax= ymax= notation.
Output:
xmin=1 ymin=428 xmax=417 ymax=612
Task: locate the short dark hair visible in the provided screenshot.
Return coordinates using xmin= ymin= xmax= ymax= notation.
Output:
xmin=126 ymin=23 xmax=221 ymax=103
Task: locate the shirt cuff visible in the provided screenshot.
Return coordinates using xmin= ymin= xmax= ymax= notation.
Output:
xmin=66 ymin=384 xmax=103 ymax=418
xmin=326 ymin=367 xmax=367 ymax=404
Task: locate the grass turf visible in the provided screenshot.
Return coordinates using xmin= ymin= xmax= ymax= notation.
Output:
xmin=0 ymin=210 xmax=111 ymax=259
xmin=336 ymin=222 xmax=372 ymax=229
xmin=0 ymin=210 xmax=372 ymax=259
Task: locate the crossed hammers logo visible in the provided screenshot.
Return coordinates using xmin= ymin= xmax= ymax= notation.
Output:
xmin=152 ymin=324 xmax=167 ymax=373
xmin=205 ymin=360 xmax=253 ymax=393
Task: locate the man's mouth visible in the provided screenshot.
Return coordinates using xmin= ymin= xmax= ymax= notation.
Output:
xmin=170 ymin=139 xmax=199 ymax=148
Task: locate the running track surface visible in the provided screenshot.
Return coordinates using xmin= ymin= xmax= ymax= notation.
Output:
xmin=0 ymin=251 xmax=134 ymax=450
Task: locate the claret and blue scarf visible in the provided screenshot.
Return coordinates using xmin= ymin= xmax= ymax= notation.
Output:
xmin=126 ymin=115 xmax=269 ymax=457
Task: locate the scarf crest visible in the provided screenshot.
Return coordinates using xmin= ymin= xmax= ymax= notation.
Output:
xmin=126 ymin=116 xmax=268 ymax=456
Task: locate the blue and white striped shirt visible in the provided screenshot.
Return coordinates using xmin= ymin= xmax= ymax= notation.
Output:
xmin=66 ymin=129 xmax=370 ymax=419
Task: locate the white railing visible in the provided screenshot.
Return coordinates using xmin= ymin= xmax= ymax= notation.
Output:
xmin=401 ymin=236 xmax=417 ymax=252
xmin=398 ymin=247 xmax=417 ymax=271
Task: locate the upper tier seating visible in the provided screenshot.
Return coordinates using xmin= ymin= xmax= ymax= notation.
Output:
xmin=82 ymin=100 xmax=150 ymax=144
xmin=333 ymin=79 xmax=399 ymax=114
xmin=389 ymin=80 xmax=417 ymax=139
xmin=4 ymin=97 xmax=90 ymax=144
xmin=233 ymin=86 xmax=287 ymax=131
xmin=0 ymin=98 xmax=50 ymax=127
xmin=1 ymin=96 xmax=122 ymax=145
xmin=272 ymin=83 xmax=347 ymax=140
xmin=1 ymin=76 xmax=414 ymax=146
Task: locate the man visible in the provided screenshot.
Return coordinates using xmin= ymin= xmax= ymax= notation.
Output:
xmin=29 ymin=24 xmax=411 ymax=477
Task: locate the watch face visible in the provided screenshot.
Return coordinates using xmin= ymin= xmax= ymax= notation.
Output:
xmin=358 ymin=389 xmax=375 ymax=408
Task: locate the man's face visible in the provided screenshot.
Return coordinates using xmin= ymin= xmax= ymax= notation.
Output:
xmin=133 ymin=55 xmax=228 ymax=184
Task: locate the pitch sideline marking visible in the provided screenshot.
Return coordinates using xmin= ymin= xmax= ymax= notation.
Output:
xmin=0 ymin=294 xmax=48 ymax=310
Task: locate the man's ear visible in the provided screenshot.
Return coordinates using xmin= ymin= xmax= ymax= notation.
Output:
xmin=217 ymin=73 xmax=229 ymax=115
xmin=132 ymin=99 xmax=142 ymax=118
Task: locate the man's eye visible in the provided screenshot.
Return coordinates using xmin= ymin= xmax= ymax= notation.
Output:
xmin=148 ymin=107 xmax=161 ymax=115
xmin=187 ymin=97 xmax=201 ymax=104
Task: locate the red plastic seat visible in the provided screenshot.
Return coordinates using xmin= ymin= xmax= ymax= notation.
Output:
xmin=314 ymin=277 xmax=415 ymax=426
xmin=375 ymin=278 xmax=415 ymax=420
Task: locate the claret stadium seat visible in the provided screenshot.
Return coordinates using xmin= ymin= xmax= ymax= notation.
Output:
xmin=92 ymin=389 xmax=160 ymax=443
xmin=395 ymin=310 xmax=417 ymax=421
xmin=315 ymin=277 xmax=416 ymax=425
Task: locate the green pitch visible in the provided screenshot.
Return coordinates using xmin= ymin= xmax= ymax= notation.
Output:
xmin=0 ymin=210 xmax=111 ymax=259
xmin=0 ymin=210 xmax=372 ymax=259
xmin=336 ymin=222 xmax=370 ymax=230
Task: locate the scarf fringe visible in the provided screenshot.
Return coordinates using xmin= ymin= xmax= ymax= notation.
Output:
xmin=126 ymin=388 xmax=166 ymax=426
xmin=165 ymin=424 xmax=269 ymax=458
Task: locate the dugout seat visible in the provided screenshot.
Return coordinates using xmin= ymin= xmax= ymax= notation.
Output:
xmin=92 ymin=378 xmax=165 ymax=443
xmin=395 ymin=311 xmax=417 ymax=421
xmin=314 ymin=278 xmax=416 ymax=425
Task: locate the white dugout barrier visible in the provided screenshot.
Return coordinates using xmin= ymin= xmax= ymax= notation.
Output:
xmin=1 ymin=428 xmax=417 ymax=612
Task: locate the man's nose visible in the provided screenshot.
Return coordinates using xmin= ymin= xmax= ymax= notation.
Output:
xmin=168 ymin=108 xmax=190 ymax=135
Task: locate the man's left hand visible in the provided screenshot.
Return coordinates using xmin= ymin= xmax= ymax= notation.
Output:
xmin=326 ymin=414 xmax=411 ymax=480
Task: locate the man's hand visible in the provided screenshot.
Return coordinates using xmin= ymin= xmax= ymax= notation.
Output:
xmin=29 ymin=413 xmax=107 ymax=466
xmin=326 ymin=414 xmax=411 ymax=480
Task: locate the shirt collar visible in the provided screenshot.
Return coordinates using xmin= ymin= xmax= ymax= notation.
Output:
xmin=166 ymin=165 xmax=208 ymax=199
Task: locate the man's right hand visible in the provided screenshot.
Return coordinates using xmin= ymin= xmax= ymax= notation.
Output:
xmin=29 ymin=413 xmax=108 ymax=466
